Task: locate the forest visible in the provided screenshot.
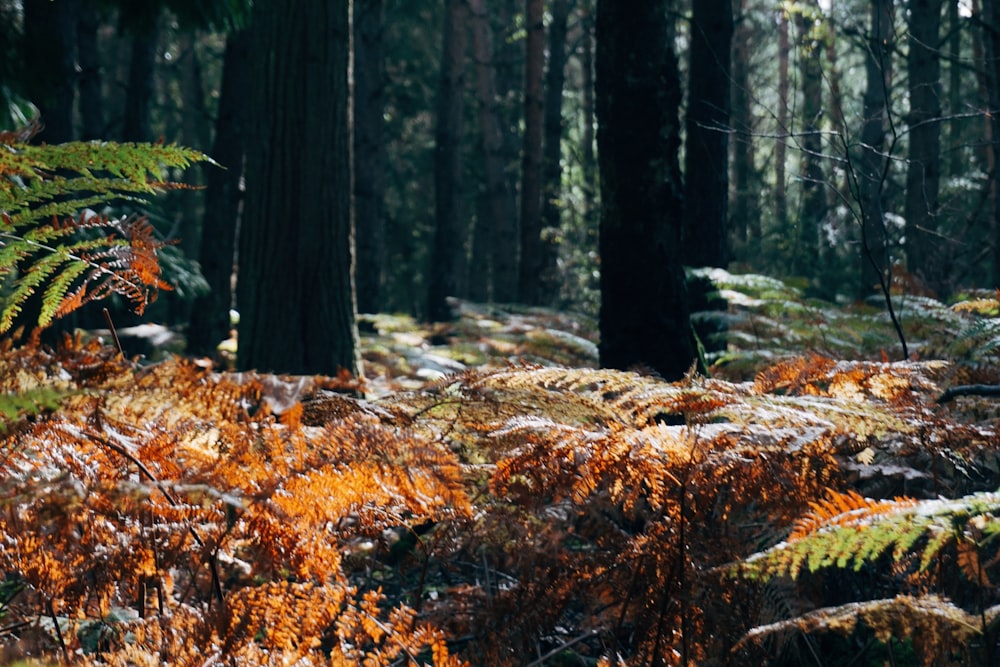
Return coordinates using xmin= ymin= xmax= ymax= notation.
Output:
xmin=3 ymin=0 xmax=1000 ymax=665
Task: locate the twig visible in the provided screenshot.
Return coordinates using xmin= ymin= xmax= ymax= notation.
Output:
xmin=937 ymin=384 xmax=1000 ymax=404
xmin=103 ymin=307 xmax=124 ymax=356
xmin=524 ymin=629 xmax=600 ymax=667
xmin=47 ymin=598 xmax=69 ymax=663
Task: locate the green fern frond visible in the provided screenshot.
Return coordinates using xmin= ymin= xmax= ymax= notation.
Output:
xmin=0 ymin=126 xmax=210 ymax=333
xmin=741 ymin=490 xmax=1000 ymax=580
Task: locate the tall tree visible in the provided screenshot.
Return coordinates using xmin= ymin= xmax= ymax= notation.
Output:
xmin=77 ymin=0 xmax=103 ymax=140
xmin=681 ymin=0 xmax=733 ymax=268
xmin=985 ymin=0 xmax=1000 ymax=289
xmin=187 ymin=30 xmax=249 ymax=358
xmin=354 ymin=0 xmax=388 ymax=314
xmin=539 ymin=0 xmax=570 ymax=304
xmin=904 ymin=0 xmax=944 ymax=293
xmin=730 ymin=0 xmax=760 ymax=251
xmin=469 ymin=0 xmax=519 ymax=303
xmin=22 ymin=0 xmax=79 ymax=143
xmin=428 ymin=0 xmax=470 ymax=322
xmin=238 ymin=0 xmax=359 ymax=375
xmin=794 ymin=0 xmax=826 ymax=278
xmin=518 ymin=0 xmax=546 ymax=304
xmin=774 ymin=7 xmax=791 ymax=233
xmin=596 ymin=0 xmax=694 ymax=381
xmin=857 ymin=0 xmax=894 ymax=298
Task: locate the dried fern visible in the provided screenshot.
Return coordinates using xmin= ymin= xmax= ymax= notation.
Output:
xmin=0 ymin=123 xmax=211 ymax=333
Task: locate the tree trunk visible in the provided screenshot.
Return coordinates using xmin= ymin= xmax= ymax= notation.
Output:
xmin=354 ymin=0 xmax=388 ymax=314
xmin=947 ymin=0 xmax=962 ymax=176
xmin=22 ymin=0 xmax=79 ymax=144
xmin=986 ymin=1 xmax=1000 ymax=289
xmin=238 ymin=0 xmax=359 ymax=376
xmin=794 ymin=0 xmax=826 ymax=279
xmin=858 ymin=0 xmax=894 ymax=298
xmin=596 ymin=0 xmax=694 ymax=380
xmin=774 ymin=7 xmax=790 ymax=232
xmin=580 ymin=0 xmax=597 ymax=228
xmin=730 ymin=0 xmax=760 ymax=250
xmin=538 ymin=0 xmax=570 ymax=305
xmin=122 ymin=16 xmax=159 ymax=142
xmin=904 ymin=0 xmax=944 ymax=294
xmin=428 ymin=0 xmax=469 ymax=322
xmin=518 ymin=0 xmax=546 ymax=304
xmin=77 ymin=0 xmax=103 ymax=140
xmin=188 ymin=30 xmax=249 ymax=359
xmin=681 ymin=0 xmax=733 ymax=268
xmin=469 ymin=0 xmax=518 ymax=303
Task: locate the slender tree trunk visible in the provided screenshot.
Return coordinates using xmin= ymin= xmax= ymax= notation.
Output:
xmin=178 ymin=31 xmax=209 ymax=258
xmin=428 ymin=0 xmax=470 ymax=321
xmin=188 ymin=30 xmax=249 ymax=358
xmin=794 ymin=0 xmax=826 ymax=278
xmin=682 ymin=0 xmax=733 ymax=268
xmin=77 ymin=0 xmax=103 ymax=140
xmin=469 ymin=0 xmax=518 ymax=303
xmin=518 ymin=0 xmax=546 ymax=304
xmin=538 ymin=0 xmax=570 ymax=305
xmin=904 ymin=0 xmax=944 ymax=294
xmin=947 ymin=0 xmax=962 ymax=176
xmin=596 ymin=0 xmax=694 ymax=380
xmin=985 ymin=0 xmax=1000 ymax=289
xmin=238 ymin=0 xmax=359 ymax=376
xmin=858 ymin=0 xmax=894 ymax=298
xmin=730 ymin=0 xmax=760 ymax=250
xmin=774 ymin=7 xmax=790 ymax=231
xmin=122 ymin=16 xmax=158 ymax=142
xmin=354 ymin=0 xmax=388 ymax=314
xmin=22 ymin=0 xmax=79 ymax=144
xmin=580 ymin=0 xmax=597 ymax=228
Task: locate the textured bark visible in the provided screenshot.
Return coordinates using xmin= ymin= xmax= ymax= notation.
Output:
xmin=681 ymin=0 xmax=733 ymax=268
xmin=596 ymin=0 xmax=694 ymax=380
xmin=518 ymin=0 xmax=546 ymax=304
xmin=730 ymin=0 xmax=760 ymax=248
xmin=354 ymin=0 xmax=388 ymax=314
xmin=794 ymin=0 xmax=826 ymax=277
xmin=469 ymin=0 xmax=518 ymax=303
xmin=858 ymin=0 xmax=894 ymax=298
xmin=986 ymin=0 xmax=1000 ymax=289
xmin=538 ymin=0 xmax=570 ymax=305
xmin=903 ymin=0 xmax=944 ymax=293
xmin=238 ymin=0 xmax=359 ymax=376
xmin=428 ymin=0 xmax=469 ymax=322
xmin=580 ymin=1 xmax=596 ymax=225
xmin=122 ymin=17 xmax=159 ymax=142
xmin=188 ymin=30 xmax=249 ymax=358
xmin=774 ymin=8 xmax=790 ymax=231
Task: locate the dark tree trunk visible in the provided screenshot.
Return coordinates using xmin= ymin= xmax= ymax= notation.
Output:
xmin=858 ymin=0 xmax=894 ymax=298
xmin=904 ymin=0 xmax=944 ymax=294
xmin=469 ymin=0 xmax=518 ymax=303
xmin=774 ymin=7 xmax=791 ymax=232
xmin=22 ymin=0 xmax=79 ymax=144
xmin=354 ymin=0 xmax=388 ymax=314
xmin=188 ymin=30 xmax=249 ymax=359
xmin=518 ymin=0 xmax=546 ymax=304
xmin=794 ymin=0 xmax=826 ymax=278
xmin=986 ymin=1 xmax=1000 ymax=289
xmin=77 ymin=0 xmax=103 ymax=140
xmin=947 ymin=0 xmax=962 ymax=176
xmin=538 ymin=0 xmax=570 ymax=305
xmin=428 ymin=0 xmax=470 ymax=322
xmin=730 ymin=0 xmax=760 ymax=250
xmin=238 ymin=0 xmax=359 ymax=376
xmin=596 ymin=0 xmax=694 ymax=380
xmin=580 ymin=1 xmax=597 ymax=228
xmin=122 ymin=16 xmax=159 ymax=143
xmin=681 ymin=0 xmax=733 ymax=268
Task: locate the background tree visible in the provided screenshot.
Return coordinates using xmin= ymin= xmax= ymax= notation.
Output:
xmin=518 ymin=0 xmax=546 ymax=305
xmin=237 ymin=0 xmax=359 ymax=376
xmin=596 ymin=0 xmax=694 ymax=380
xmin=428 ymin=0 xmax=470 ymax=322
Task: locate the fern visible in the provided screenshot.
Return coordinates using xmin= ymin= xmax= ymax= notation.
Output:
xmin=0 ymin=123 xmax=211 ymax=333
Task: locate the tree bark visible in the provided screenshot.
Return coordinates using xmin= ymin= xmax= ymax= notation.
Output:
xmin=774 ymin=7 xmax=791 ymax=232
xmin=681 ymin=0 xmax=733 ymax=268
xmin=858 ymin=0 xmax=895 ymax=298
xmin=904 ymin=0 xmax=944 ymax=294
xmin=469 ymin=0 xmax=518 ymax=303
xmin=538 ymin=0 xmax=570 ymax=305
xmin=22 ymin=0 xmax=79 ymax=144
xmin=122 ymin=15 xmax=159 ymax=143
xmin=730 ymin=0 xmax=760 ymax=250
xmin=77 ymin=0 xmax=103 ymax=141
xmin=986 ymin=0 xmax=1000 ymax=289
xmin=238 ymin=0 xmax=359 ymax=376
xmin=354 ymin=0 xmax=388 ymax=314
xmin=428 ymin=0 xmax=470 ymax=322
xmin=794 ymin=0 xmax=826 ymax=278
xmin=518 ymin=0 xmax=546 ymax=304
xmin=188 ymin=30 xmax=249 ymax=358
xmin=596 ymin=0 xmax=694 ymax=380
